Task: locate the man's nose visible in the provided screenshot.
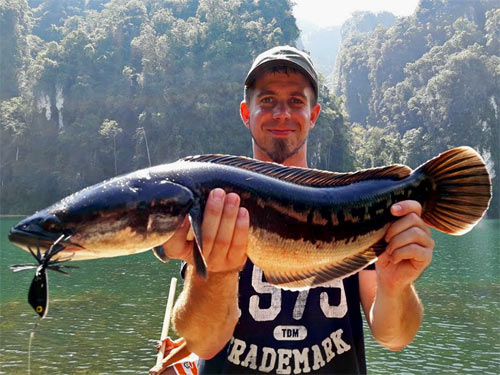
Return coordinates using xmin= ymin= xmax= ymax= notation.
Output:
xmin=272 ymin=101 xmax=291 ymax=120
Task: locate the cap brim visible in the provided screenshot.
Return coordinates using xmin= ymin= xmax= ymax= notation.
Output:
xmin=245 ymin=59 xmax=318 ymax=96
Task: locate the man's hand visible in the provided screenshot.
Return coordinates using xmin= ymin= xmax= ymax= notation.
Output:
xmin=160 ymin=188 xmax=249 ymax=273
xmin=376 ymin=200 xmax=435 ymax=293
xmin=198 ymin=188 xmax=249 ymax=272
xmin=169 ymin=189 xmax=249 ymax=358
xmin=360 ymin=200 xmax=434 ymax=350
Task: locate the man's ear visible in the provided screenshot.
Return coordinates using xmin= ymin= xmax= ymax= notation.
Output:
xmin=309 ymin=103 xmax=321 ymax=129
xmin=240 ymin=101 xmax=251 ymax=129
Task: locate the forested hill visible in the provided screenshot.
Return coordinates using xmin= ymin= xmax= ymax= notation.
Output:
xmin=0 ymin=0 xmax=350 ymax=214
xmin=333 ymin=0 xmax=499 ymax=216
xmin=0 ymin=0 xmax=498 ymax=217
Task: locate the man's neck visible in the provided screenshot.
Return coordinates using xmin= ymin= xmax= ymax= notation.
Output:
xmin=281 ymin=154 xmax=308 ymax=168
xmin=253 ymin=148 xmax=309 ymax=168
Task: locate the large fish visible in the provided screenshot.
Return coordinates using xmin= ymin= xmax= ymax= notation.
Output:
xmin=8 ymin=147 xmax=491 ymax=317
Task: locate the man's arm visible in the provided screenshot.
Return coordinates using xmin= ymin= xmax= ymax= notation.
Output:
xmin=360 ymin=200 xmax=434 ymax=350
xmin=161 ymin=188 xmax=249 ymax=359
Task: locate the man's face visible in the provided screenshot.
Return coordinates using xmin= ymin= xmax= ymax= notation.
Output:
xmin=241 ymin=71 xmax=321 ymax=165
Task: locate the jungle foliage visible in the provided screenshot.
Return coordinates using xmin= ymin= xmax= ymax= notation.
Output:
xmin=1 ymin=0 xmax=351 ymax=213
xmin=334 ymin=0 xmax=499 ymax=216
xmin=0 ymin=0 xmax=498 ymax=217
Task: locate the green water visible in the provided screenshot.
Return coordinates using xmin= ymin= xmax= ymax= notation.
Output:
xmin=1 ymin=218 xmax=499 ymax=374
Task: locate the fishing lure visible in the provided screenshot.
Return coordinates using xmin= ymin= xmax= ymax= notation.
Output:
xmin=9 ymin=235 xmax=77 ymax=318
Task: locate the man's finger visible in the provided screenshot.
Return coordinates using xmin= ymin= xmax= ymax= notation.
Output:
xmin=227 ymin=207 xmax=249 ymax=270
xmin=162 ymin=216 xmax=191 ymax=258
xmin=390 ymin=244 xmax=433 ymax=267
xmin=385 ymin=226 xmax=435 ymax=256
xmin=385 ymin=212 xmax=430 ymax=243
xmin=209 ymin=193 xmax=241 ymax=268
xmin=390 ymin=200 xmax=422 ymax=217
xmin=201 ymin=188 xmax=226 ymax=259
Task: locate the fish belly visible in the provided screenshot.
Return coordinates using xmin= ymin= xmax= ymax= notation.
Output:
xmin=247 ymin=223 xmax=389 ymax=288
xmin=58 ymin=212 xmax=184 ymax=261
xmin=51 ymin=228 xmax=177 ymax=261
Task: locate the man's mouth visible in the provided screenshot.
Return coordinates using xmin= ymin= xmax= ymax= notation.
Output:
xmin=267 ymin=129 xmax=294 ymax=137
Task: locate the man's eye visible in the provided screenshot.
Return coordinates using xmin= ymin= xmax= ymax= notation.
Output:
xmin=261 ymin=97 xmax=273 ymax=104
xmin=291 ymin=98 xmax=304 ymax=104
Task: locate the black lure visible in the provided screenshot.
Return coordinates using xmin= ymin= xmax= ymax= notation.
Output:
xmin=28 ymin=266 xmax=49 ymax=318
xmin=9 ymin=235 xmax=77 ymax=318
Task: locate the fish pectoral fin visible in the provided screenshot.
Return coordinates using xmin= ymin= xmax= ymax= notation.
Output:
xmin=264 ymin=245 xmax=385 ymax=290
xmin=152 ymin=245 xmax=170 ymax=263
xmin=188 ymin=205 xmax=208 ymax=279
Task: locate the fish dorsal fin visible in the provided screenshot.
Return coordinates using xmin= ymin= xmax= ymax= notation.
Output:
xmin=182 ymin=154 xmax=412 ymax=187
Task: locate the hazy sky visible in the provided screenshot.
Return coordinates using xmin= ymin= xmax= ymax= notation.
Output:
xmin=293 ymin=0 xmax=420 ymax=27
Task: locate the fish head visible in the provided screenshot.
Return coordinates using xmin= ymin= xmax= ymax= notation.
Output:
xmin=8 ymin=210 xmax=71 ymax=255
xmin=9 ymin=176 xmax=195 ymax=260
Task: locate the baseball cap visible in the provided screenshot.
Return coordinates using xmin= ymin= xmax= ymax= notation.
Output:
xmin=244 ymin=45 xmax=319 ymax=98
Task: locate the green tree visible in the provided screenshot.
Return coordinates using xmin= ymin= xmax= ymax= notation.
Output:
xmin=0 ymin=0 xmax=310 ymax=214
xmin=333 ymin=0 xmax=499 ymax=216
xmin=99 ymin=119 xmax=123 ymax=175
xmin=0 ymin=0 xmax=30 ymax=100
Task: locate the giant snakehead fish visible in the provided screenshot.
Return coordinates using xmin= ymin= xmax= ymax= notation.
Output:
xmin=8 ymin=146 xmax=492 ymax=317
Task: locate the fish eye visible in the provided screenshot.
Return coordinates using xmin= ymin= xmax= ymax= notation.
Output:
xmin=41 ymin=217 xmax=62 ymax=232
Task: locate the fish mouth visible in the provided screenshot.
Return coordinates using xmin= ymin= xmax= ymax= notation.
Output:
xmin=8 ymin=221 xmax=81 ymax=253
xmin=9 ymin=227 xmax=60 ymax=250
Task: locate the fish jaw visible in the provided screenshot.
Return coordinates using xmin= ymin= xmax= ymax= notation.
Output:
xmin=8 ymin=211 xmax=75 ymax=256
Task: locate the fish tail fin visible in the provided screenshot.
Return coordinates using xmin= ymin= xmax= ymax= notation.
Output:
xmin=419 ymin=146 xmax=491 ymax=235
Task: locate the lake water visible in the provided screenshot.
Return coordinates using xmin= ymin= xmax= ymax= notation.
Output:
xmin=0 ymin=218 xmax=499 ymax=374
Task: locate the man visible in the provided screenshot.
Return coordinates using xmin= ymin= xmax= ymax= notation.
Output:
xmin=162 ymin=46 xmax=434 ymax=374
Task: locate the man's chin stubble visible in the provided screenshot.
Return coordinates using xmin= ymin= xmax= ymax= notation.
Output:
xmin=253 ymin=137 xmax=306 ymax=164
